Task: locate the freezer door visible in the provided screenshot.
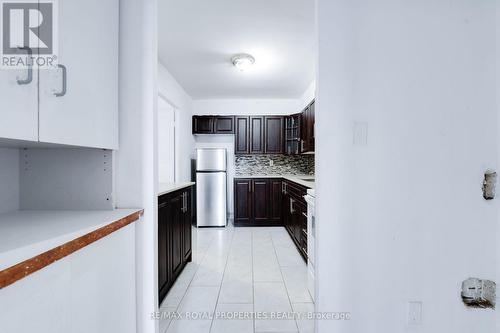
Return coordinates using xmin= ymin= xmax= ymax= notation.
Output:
xmin=196 ymin=172 xmax=227 ymax=227
xmin=196 ymin=149 xmax=227 ymax=171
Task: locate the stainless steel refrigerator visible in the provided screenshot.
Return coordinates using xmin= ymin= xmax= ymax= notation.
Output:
xmin=195 ymin=148 xmax=227 ymax=227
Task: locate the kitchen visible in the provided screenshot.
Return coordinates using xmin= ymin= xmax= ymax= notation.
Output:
xmin=1 ymin=0 xmax=493 ymax=333
xmin=154 ymin=1 xmax=317 ymax=332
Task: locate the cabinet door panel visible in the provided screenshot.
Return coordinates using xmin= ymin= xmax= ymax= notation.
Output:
xmin=264 ymin=117 xmax=284 ymax=154
xmin=158 ymin=203 xmax=168 ymax=292
xmin=307 ymin=101 xmax=315 ymax=151
xmin=183 ymin=190 xmax=192 ymax=260
xmin=39 ymin=0 xmax=118 ymax=149
xmin=250 ymin=116 xmax=264 ymax=154
xmin=234 ymin=179 xmax=252 ymax=224
xmin=214 ymin=116 xmax=234 ymax=133
xmin=169 ymin=194 xmax=183 ymax=277
xmin=193 ymin=116 xmax=214 ymax=134
xmin=252 ymin=179 xmax=269 ymax=223
xmin=269 ymin=180 xmax=282 ymax=223
xmin=0 ymin=52 xmax=38 ymax=141
xmin=235 ymin=117 xmax=249 ymax=154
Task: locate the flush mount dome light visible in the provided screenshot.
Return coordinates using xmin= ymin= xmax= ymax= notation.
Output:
xmin=231 ymin=53 xmax=255 ymax=71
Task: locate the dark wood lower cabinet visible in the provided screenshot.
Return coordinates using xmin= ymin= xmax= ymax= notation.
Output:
xmin=233 ymin=178 xmax=308 ymax=261
xmin=252 ymin=179 xmax=270 ymax=223
xmin=234 ymin=178 xmax=282 ymax=227
xmin=158 ymin=185 xmax=194 ymax=305
xmin=282 ymin=180 xmax=308 ymax=261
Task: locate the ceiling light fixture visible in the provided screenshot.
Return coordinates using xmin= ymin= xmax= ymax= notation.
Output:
xmin=231 ymin=53 xmax=255 ymax=71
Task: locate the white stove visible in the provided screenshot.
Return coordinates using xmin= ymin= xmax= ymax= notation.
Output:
xmin=304 ymin=188 xmax=316 ymax=302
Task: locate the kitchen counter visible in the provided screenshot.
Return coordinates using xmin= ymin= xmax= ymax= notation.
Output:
xmin=0 ymin=209 xmax=143 ymax=286
xmin=158 ymin=182 xmax=196 ymax=196
xmin=234 ymin=175 xmax=315 ymax=188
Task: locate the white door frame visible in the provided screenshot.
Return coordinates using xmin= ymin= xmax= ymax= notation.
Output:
xmin=158 ymin=93 xmax=177 ymax=182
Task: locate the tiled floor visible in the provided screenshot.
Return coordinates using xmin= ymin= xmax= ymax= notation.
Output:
xmin=158 ymin=225 xmax=315 ymax=333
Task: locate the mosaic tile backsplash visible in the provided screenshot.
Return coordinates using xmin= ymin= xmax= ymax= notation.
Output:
xmin=235 ymin=154 xmax=315 ymax=176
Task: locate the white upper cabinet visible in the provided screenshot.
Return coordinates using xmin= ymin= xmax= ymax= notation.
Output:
xmin=0 ymin=49 xmax=38 ymax=142
xmin=0 ymin=0 xmax=118 ymax=149
xmin=38 ymin=0 xmax=119 ymax=149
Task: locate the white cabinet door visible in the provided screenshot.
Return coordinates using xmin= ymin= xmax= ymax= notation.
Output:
xmin=0 ymin=53 xmax=38 ymax=141
xmin=39 ymin=0 xmax=118 ymax=149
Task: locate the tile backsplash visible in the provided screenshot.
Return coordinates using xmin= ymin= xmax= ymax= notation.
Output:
xmin=235 ymin=154 xmax=314 ymax=176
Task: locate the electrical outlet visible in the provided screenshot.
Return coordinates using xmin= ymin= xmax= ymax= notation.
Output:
xmin=269 ymin=159 xmax=274 ymax=166
xmin=408 ymin=301 xmax=422 ymax=325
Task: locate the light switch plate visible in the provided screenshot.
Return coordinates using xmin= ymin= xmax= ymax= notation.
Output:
xmin=353 ymin=122 xmax=368 ymax=146
xmin=408 ymin=301 xmax=422 ymax=325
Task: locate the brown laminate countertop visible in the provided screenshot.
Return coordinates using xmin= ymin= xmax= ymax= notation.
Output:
xmin=0 ymin=209 xmax=143 ymax=289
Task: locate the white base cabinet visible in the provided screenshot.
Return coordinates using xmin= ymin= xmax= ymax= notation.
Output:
xmin=0 ymin=223 xmax=137 ymax=333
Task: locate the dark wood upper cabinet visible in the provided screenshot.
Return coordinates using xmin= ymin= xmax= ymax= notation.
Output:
xmin=235 ymin=117 xmax=250 ymax=154
xmin=264 ymin=116 xmax=284 ymax=154
xmin=192 ymin=116 xmax=214 ymax=134
xmin=234 ymin=179 xmax=252 ymax=224
xmin=249 ymin=116 xmax=264 ymax=154
xmin=193 ymin=101 xmax=313 ymax=154
xmin=214 ymin=116 xmax=234 ymax=134
xmin=301 ymin=100 xmax=315 ymax=153
xmin=285 ymin=114 xmax=301 ymax=155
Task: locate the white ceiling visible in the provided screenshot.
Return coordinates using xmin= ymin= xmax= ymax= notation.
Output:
xmin=158 ymin=0 xmax=315 ymax=99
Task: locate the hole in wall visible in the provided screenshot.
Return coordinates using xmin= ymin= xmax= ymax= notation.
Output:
xmin=482 ymin=170 xmax=496 ymax=200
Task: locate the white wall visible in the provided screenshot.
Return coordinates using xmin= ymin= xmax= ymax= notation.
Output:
xmin=497 ymin=3 xmax=500 ymax=331
xmin=193 ymin=99 xmax=301 ymax=116
xmin=298 ymin=81 xmax=315 ymax=110
xmin=158 ymin=98 xmax=175 ymax=183
xmin=316 ymin=1 xmax=497 ymax=333
xmin=116 ymin=0 xmax=157 ymax=332
xmin=158 ymin=62 xmax=195 ymax=182
xmin=0 ymin=148 xmax=19 ymax=214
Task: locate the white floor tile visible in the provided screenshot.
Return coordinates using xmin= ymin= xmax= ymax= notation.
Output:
xmin=211 ymin=303 xmax=254 ymax=333
xmin=254 ymin=282 xmax=298 ymax=332
xmin=158 ymin=307 xmax=177 ymax=333
xmin=166 ymin=318 xmax=212 ymax=333
xmin=219 ymin=279 xmax=253 ymax=303
xmin=281 ymin=266 xmax=312 ymax=303
xmin=161 ymin=281 xmax=190 ymax=308
xmin=292 ymin=303 xmax=315 ymax=333
xmin=177 ymin=286 xmax=219 ymax=313
xmin=162 ymin=226 xmax=312 ymax=333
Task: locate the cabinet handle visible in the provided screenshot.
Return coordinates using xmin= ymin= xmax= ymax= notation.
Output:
xmin=182 ymin=193 xmax=187 ymax=213
xmin=302 ymin=212 xmax=308 ymax=218
xmin=300 ymin=140 xmax=304 ymax=152
xmin=16 ymin=46 xmax=33 ymax=85
xmin=290 ymin=198 xmax=295 ymax=214
xmin=181 ymin=193 xmax=185 ymax=212
xmin=54 ymin=64 xmax=67 ymax=97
